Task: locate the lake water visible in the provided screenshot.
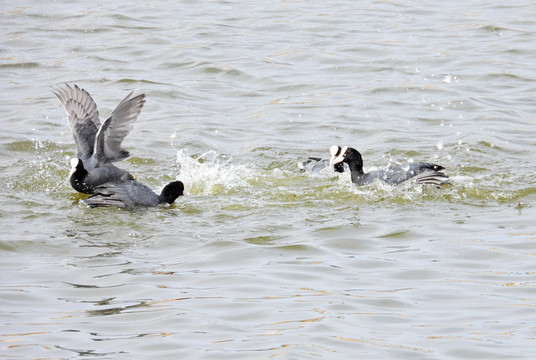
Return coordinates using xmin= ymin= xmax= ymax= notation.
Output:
xmin=1 ymin=1 xmax=536 ymax=359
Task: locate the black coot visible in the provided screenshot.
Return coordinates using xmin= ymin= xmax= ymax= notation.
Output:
xmin=53 ymin=84 xmax=145 ymax=193
xmin=84 ymin=180 xmax=185 ymax=208
xmin=330 ymin=145 xmax=449 ymax=187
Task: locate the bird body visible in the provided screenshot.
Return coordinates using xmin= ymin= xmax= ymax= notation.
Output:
xmin=84 ymin=180 xmax=185 ymax=208
xmin=53 ymin=84 xmax=145 ymax=193
xmin=330 ymin=145 xmax=449 ymax=187
xmin=69 ymin=158 xmax=134 ymax=194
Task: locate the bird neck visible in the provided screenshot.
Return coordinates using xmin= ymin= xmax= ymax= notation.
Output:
xmin=158 ymin=190 xmax=174 ymax=204
xmin=347 ymin=158 xmax=366 ymax=184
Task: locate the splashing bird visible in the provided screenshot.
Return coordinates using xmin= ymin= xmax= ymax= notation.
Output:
xmin=330 ymin=145 xmax=449 ymax=187
xmin=53 ymin=84 xmax=145 ymax=193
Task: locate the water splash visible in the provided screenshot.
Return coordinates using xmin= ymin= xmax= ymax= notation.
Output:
xmin=3 ymin=139 xmax=71 ymax=194
xmin=175 ymin=149 xmax=257 ymax=196
xmin=173 ymin=142 xmax=536 ymax=209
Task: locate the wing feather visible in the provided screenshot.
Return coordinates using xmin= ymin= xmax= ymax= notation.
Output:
xmin=103 ymin=92 xmax=146 ymax=162
xmin=53 ymin=84 xmax=101 ymax=160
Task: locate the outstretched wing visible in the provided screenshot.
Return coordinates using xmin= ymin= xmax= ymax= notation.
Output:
xmin=101 ymin=92 xmax=146 ymax=162
xmin=53 ymin=84 xmax=100 ymax=160
xmin=93 ymin=117 xmax=112 ymax=165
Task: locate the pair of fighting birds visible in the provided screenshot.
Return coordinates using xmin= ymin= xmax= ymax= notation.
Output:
xmin=54 ymin=84 xmax=185 ymax=208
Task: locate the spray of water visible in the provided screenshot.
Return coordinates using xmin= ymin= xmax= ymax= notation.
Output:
xmin=175 ymin=149 xmax=257 ymax=196
xmin=169 ymin=140 xmax=533 ymax=208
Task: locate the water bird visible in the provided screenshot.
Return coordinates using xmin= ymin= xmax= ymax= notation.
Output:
xmin=53 ymin=84 xmax=145 ymax=193
xmin=330 ymin=145 xmax=449 ymax=187
xmin=84 ymin=180 xmax=185 ymax=208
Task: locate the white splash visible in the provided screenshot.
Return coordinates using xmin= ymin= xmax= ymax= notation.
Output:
xmin=175 ymin=149 xmax=256 ymax=196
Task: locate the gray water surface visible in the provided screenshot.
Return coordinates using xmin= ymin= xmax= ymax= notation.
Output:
xmin=1 ymin=1 xmax=536 ymax=359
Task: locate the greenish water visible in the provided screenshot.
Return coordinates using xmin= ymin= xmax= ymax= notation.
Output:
xmin=1 ymin=1 xmax=536 ymax=359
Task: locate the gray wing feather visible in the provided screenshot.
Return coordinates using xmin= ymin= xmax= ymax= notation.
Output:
xmin=53 ymin=84 xmax=101 ymax=160
xmin=84 ymin=181 xmax=159 ymax=208
xmin=369 ymin=163 xmax=449 ymax=186
xmin=71 ymin=116 xmax=99 ymax=160
xmin=409 ymin=171 xmax=450 ymax=187
xmin=103 ymin=92 xmax=146 ymax=162
xmin=122 ymin=181 xmax=159 ymax=206
xmin=93 ymin=117 xmax=112 ymax=165
xmin=83 ymin=195 xmax=127 ymax=208
xmin=84 ymin=182 xmax=132 ymax=207
xmin=53 ymin=84 xmax=100 ymax=129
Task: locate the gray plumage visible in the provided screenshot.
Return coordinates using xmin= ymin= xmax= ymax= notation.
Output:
xmin=84 ymin=180 xmax=185 ymax=208
xmin=53 ymin=84 xmax=145 ymax=193
xmin=330 ymin=146 xmax=449 ymax=187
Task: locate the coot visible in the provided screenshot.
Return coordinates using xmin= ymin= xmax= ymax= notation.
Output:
xmin=84 ymin=180 xmax=185 ymax=208
xmin=330 ymin=145 xmax=449 ymax=187
xmin=53 ymin=84 xmax=145 ymax=193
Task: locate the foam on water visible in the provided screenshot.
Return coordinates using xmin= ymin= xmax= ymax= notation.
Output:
xmin=175 ymin=149 xmax=257 ymax=196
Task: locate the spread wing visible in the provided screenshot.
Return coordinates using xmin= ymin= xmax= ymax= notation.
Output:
xmin=101 ymin=92 xmax=146 ymax=162
xmin=53 ymin=84 xmax=100 ymax=160
xmin=93 ymin=117 xmax=112 ymax=165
